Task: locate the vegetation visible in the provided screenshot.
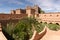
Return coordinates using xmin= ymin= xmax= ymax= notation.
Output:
xmin=13 ymin=17 xmax=45 ymax=40
xmin=38 ymin=8 xmax=45 ymax=13
xmin=43 ymin=22 xmax=60 ymax=31
xmin=2 ymin=22 xmax=15 ymax=40
xmin=40 ymin=9 xmax=45 ymax=13
xmin=48 ymin=23 xmax=60 ymax=31
xmin=2 ymin=17 xmax=60 ymax=40
xmin=2 ymin=17 xmax=44 ymax=40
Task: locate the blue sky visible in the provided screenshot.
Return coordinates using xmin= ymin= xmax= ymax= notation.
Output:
xmin=0 ymin=0 xmax=60 ymax=13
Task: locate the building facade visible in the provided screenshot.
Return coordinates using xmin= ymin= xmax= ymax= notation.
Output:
xmin=0 ymin=5 xmax=60 ymax=27
xmin=0 ymin=5 xmax=60 ymax=40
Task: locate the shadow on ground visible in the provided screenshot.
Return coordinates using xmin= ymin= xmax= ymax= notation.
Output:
xmin=2 ymin=30 xmax=14 ymax=40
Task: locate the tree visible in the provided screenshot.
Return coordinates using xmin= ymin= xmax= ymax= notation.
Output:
xmin=38 ymin=8 xmax=45 ymax=13
xmin=13 ymin=17 xmax=44 ymax=40
xmin=2 ymin=17 xmax=44 ymax=40
xmin=2 ymin=22 xmax=15 ymax=40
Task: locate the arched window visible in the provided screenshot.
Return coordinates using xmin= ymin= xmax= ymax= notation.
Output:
xmin=56 ymin=23 xmax=59 ymax=25
xmin=40 ymin=21 xmax=42 ymax=23
xmin=49 ymin=22 xmax=52 ymax=24
xmin=44 ymin=22 xmax=47 ymax=24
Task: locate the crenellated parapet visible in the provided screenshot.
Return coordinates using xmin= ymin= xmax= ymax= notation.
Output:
xmin=11 ymin=9 xmax=26 ymax=14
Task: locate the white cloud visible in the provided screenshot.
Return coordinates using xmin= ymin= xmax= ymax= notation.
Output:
xmin=0 ymin=4 xmax=3 ymax=6
xmin=0 ymin=0 xmax=24 ymax=5
xmin=7 ymin=0 xmax=24 ymax=5
xmin=1 ymin=0 xmax=60 ymax=12
xmin=27 ymin=0 xmax=60 ymax=12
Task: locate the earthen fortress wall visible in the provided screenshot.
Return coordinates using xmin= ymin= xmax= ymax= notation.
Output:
xmin=36 ymin=13 xmax=60 ymax=24
xmin=0 ymin=5 xmax=60 ymax=26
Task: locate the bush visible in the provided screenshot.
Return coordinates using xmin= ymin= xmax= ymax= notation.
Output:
xmin=48 ymin=23 xmax=60 ymax=31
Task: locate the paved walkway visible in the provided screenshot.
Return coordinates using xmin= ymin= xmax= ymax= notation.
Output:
xmin=41 ymin=27 xmax=60 ymax=40
xmin=30 ymin=26 xmax=60 ymax=40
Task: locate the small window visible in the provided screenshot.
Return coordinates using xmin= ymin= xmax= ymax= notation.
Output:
xmin=57 ymin=15 xmax=59 ymax=17
xmin=2 ymin=16 xmax=4 ymax=18
xmin=44 ymin=15 xmax=46 ymax=16
xmin=50 ymin=15 xmax=52 ymax=16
